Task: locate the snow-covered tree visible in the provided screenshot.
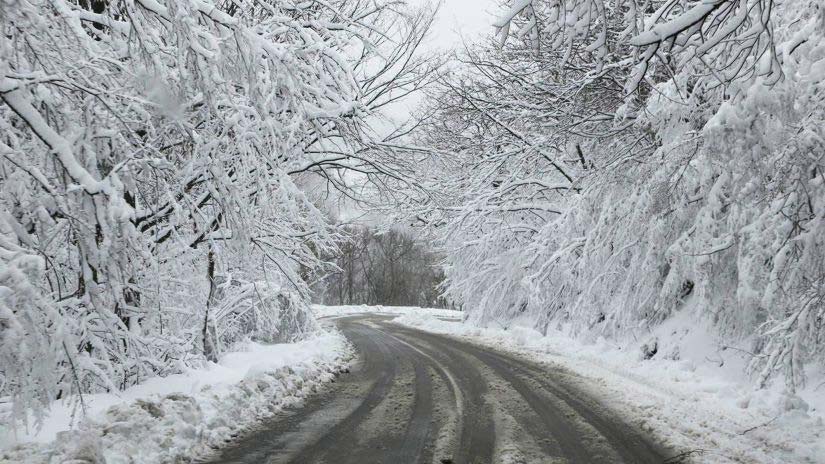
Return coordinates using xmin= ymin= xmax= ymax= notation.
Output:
xmin=0 ymin=0 xmax=435 ymax=425
xmin=406 ymin=0 xmax=825 ymax=391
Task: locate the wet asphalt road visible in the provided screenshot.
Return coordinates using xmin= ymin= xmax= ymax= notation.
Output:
xmin=208 ymin=315 xmax=669 ymax=464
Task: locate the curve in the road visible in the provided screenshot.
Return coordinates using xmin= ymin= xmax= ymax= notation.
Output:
xmin=207 ymin=315 xmax=670 ymax=464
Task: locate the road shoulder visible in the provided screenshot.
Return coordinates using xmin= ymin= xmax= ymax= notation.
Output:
xmin=0 ymin=330 xmax=353 ymax=464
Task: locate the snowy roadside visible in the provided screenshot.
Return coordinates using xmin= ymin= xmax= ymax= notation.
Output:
xmin=313 ymin=304 xmax=463 ymax=320
xmin=0 ymin=329 xmax=353 ymax=464
xmin=393 ymin=312 xmax=825 ymax=464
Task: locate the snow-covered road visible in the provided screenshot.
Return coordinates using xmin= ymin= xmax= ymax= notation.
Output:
xmin=208 ymin=315 xmax=668 ymax=463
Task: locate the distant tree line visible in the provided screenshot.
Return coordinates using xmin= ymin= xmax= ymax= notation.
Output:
xmin=317 ymin=226 xmax=448 ymax=308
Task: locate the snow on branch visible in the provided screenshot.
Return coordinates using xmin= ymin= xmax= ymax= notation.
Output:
xmin=0 ymin=0 xmax=435 ymax=425
xmin=630 ymin=0 xmax=726 ymax=47
xmin=494 ymin=0 xmax=781 ymax=92
xmin=402 ymin=0 xmax=825 ymax=394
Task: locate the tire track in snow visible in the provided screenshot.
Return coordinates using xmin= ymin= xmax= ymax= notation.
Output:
xmin=206 ymin=315 xmax=667 ymax=464
xmin=392 ymin=326 xmax=589 ymax=462
xmin=397 ymin=324 xmax=666 ymax=463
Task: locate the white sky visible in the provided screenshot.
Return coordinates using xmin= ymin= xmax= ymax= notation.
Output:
xmin=336 ymin=0 xmax=500 ymax=223
xmin=418 ymin=0 xmax=499 ymax=50
xmin=378 ymin=0 xmax=499 ymax=123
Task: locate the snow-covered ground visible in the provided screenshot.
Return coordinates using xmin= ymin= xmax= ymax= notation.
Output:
xmin=5 ymin=304 xmax=821 ymax=464
xmin=313 ymin=304 xmax=463 ymax=320
xmin=0 ymin=330 xmax=352 ymax=463
xmin=392 ymin=310 xmax=825 ymax=464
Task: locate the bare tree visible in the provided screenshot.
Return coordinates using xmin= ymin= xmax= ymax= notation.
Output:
xmin=318 ymin=226 xmax=447 ymax=308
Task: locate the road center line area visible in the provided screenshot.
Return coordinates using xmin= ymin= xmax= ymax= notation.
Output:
xmin=205 ymin=315 xmax=671 ymax=464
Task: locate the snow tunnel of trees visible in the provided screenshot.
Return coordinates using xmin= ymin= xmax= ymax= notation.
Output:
xmin=1 ymin=0 xmax=824 ymax=428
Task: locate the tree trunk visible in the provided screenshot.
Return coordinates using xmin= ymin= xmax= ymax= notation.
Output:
xmin=203 ymin=247 xmax=219 ymax=363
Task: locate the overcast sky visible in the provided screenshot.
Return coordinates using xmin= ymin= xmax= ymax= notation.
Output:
xmin=418 ymin=0 xmax=499 ymax=50
xmin=337 ymin=1 xmax=501 ymax=222
xmin=378 ymin=0 xmax=499 ymax=121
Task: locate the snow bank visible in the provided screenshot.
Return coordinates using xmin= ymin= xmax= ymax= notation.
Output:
xmin=0 ymin=330 xmax=352 ymax=463
xmin=313 ymin=304 xmax=463 ymax=320
xmin=394 ymin=312 xmax=825 ymax=464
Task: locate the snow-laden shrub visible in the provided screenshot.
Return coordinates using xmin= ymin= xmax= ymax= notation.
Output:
xmin=212 ymin=277 xmax=318 ymax=348
xmin=0 ymin=216 xmax=64 ymax=427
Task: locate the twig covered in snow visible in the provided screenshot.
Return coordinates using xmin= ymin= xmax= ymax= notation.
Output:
xmin=390 ymin=0 xmax=825 ymax=393
xmin=0 ymin=0 xmax=437 ymax=428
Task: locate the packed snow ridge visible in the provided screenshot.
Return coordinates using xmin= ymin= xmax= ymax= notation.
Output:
xmin=0 ymin=331 xmax=353 ymax=463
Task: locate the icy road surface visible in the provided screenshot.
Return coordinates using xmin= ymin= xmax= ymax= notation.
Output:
xmin=208 ymin=315 xmax=668 ymax=463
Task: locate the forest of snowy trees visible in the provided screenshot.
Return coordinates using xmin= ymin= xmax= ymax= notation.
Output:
xmin=397 ymin=0 xmax=825 ymax=393
xmin=2 ymin=0 xmax=824 ymax=436
xmin=0 ymin=0 xmax=436 ymax=425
